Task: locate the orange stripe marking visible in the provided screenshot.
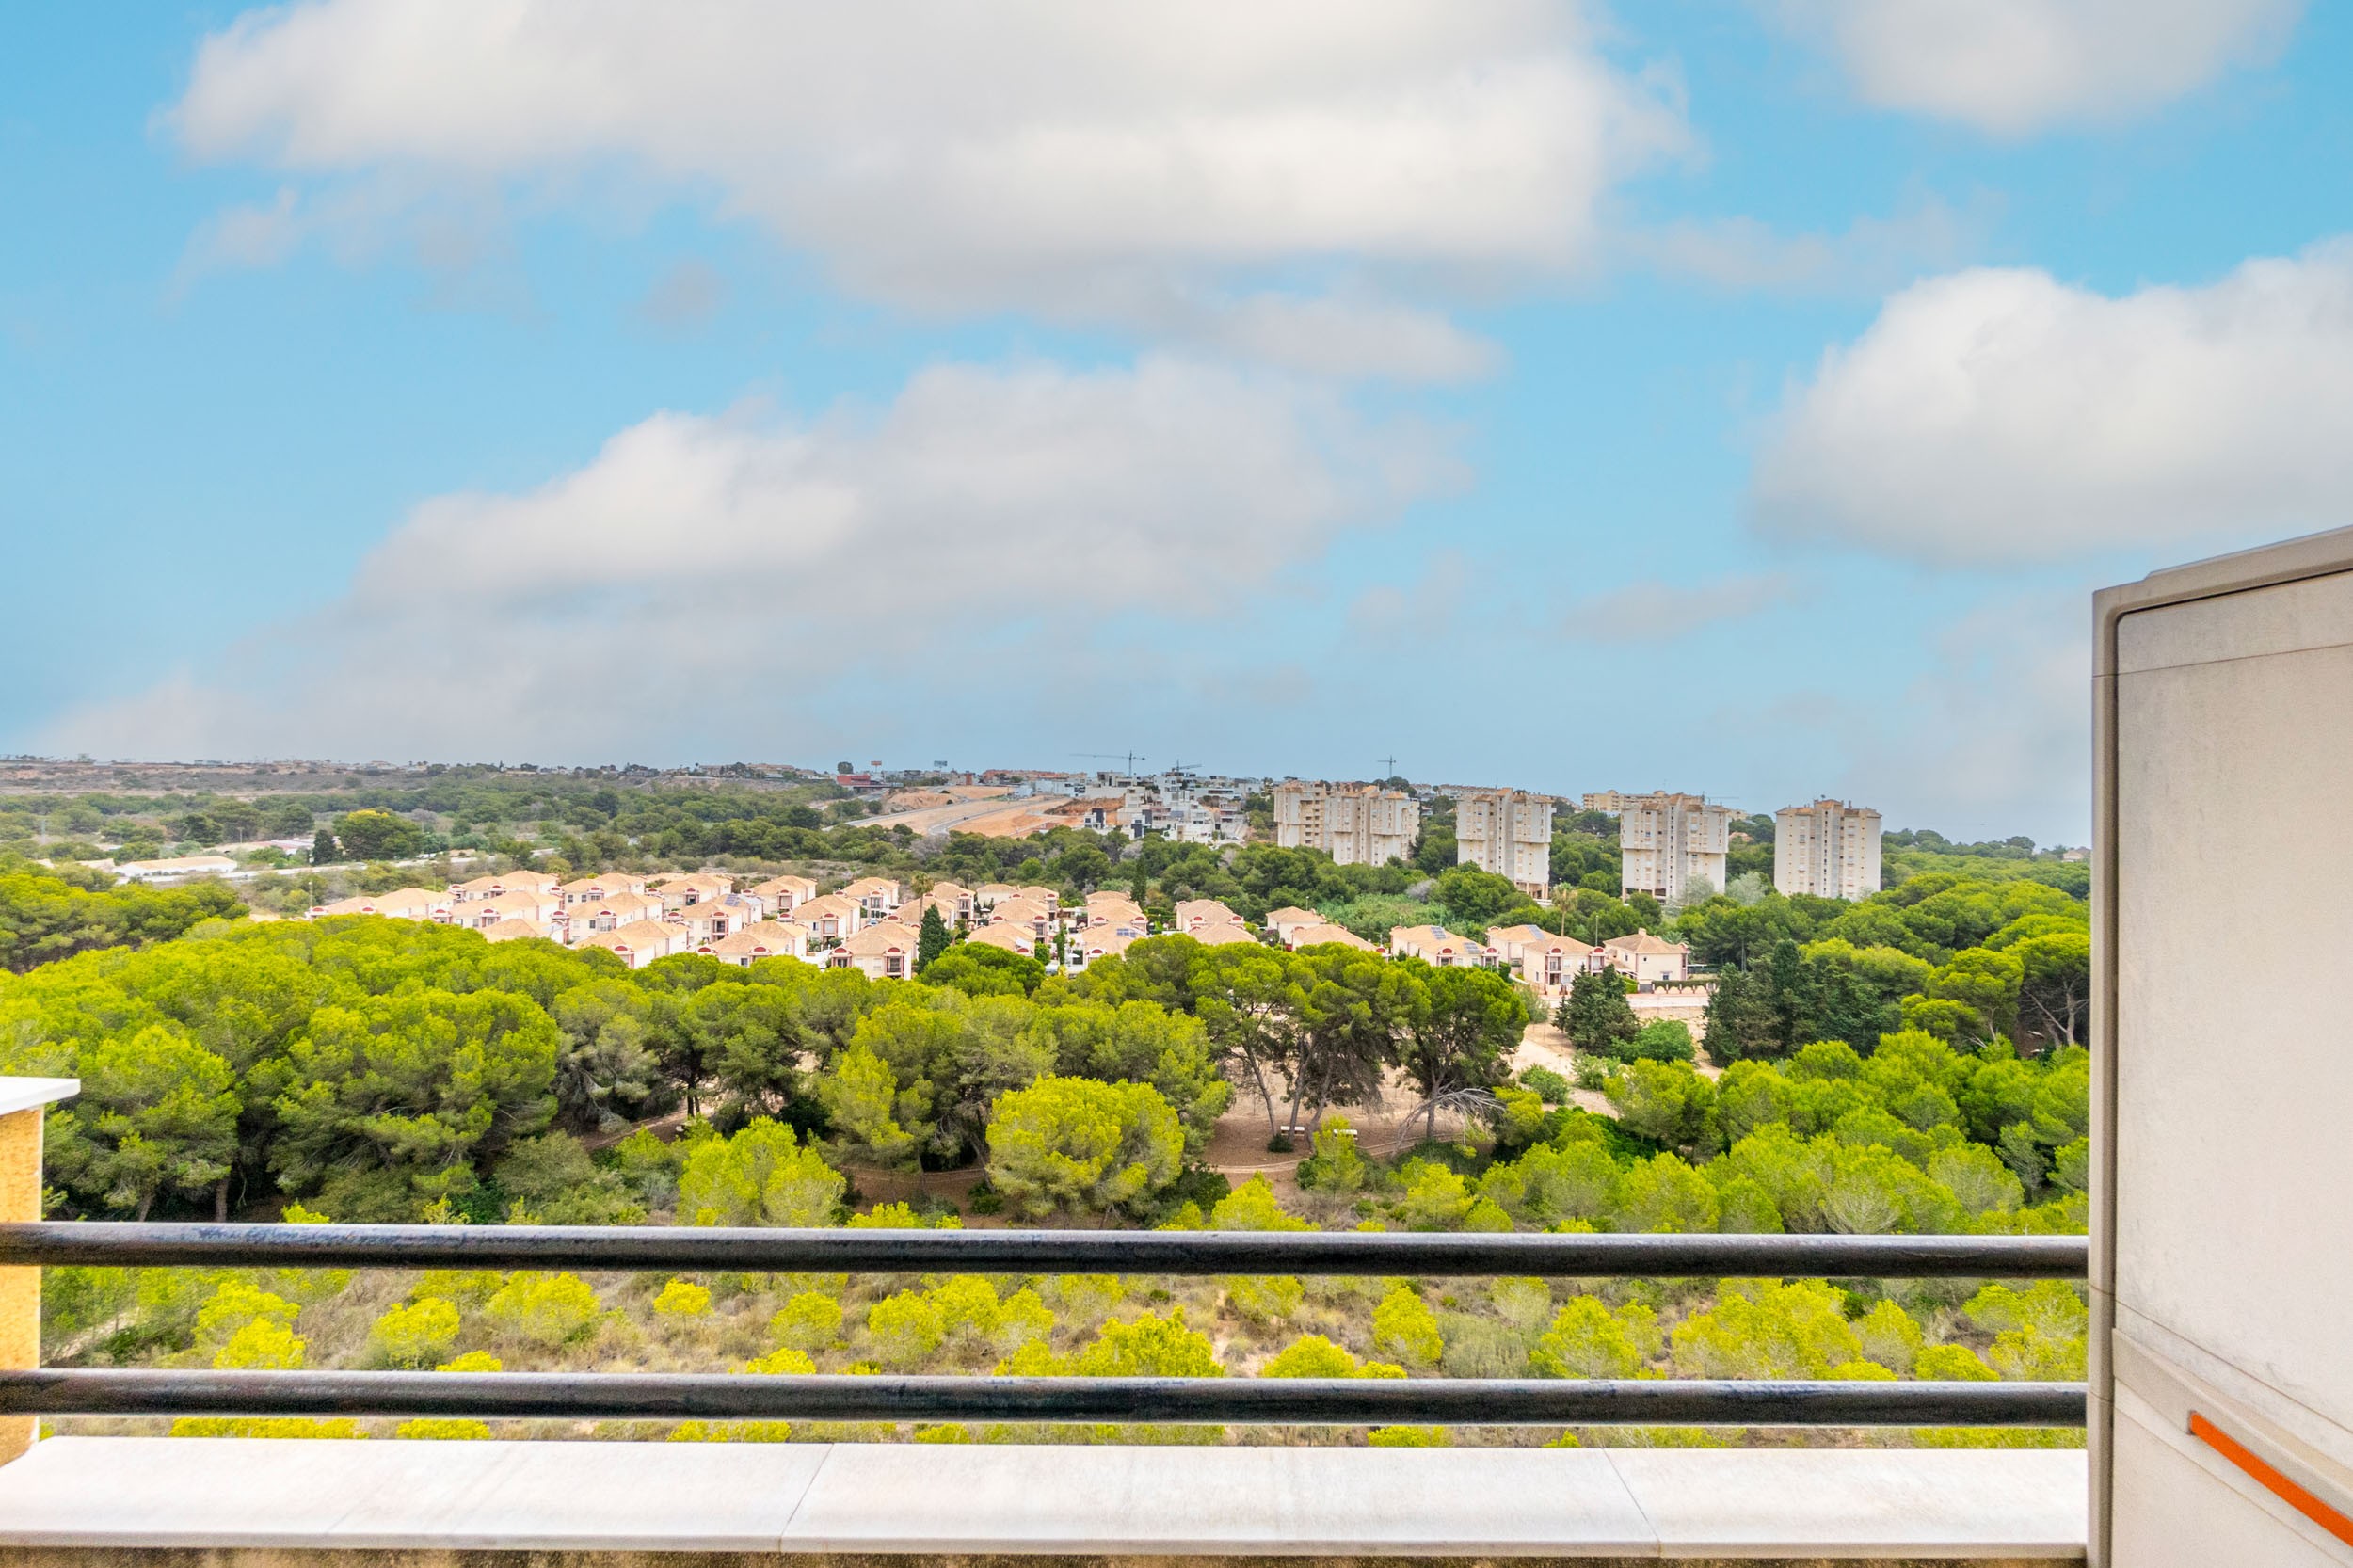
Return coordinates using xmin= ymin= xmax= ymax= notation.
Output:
xmin=2189 ymin=1410 xmax=2353 ymax=1551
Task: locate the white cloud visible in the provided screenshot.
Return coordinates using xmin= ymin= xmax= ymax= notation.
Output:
xmin=1770 ymin=0 xmax=2302 ymax=135
xmin=167 ymin=0 xmax=1683 ymax=374
xmin=1624 ymin=194 xmax=1991 ymax=296
xmin=1564 ymin=572 xmax=1801 ymax=643
xmin=1839 ymin=595 xmax=2091 ymax=844
xmin=1751 ymin=241 xmax=2353 ymax=565
xmin=46 ymin=358 xmax=1458 ymax=760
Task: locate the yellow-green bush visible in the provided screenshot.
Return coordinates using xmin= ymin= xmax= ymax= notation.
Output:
xmin=214 ymin=1317 xmax=305 ymax=1369
xmin=652 ymin=1280 xmax=712 ymax=1318
xmin=770 ymin=1290 xmax=844 ymax=1352
xmin=171 ymin=1417 xmax=362 ymax=1439
xmin=1368 ymin=1425 xmax=1448 ymax=1447
xmin=1260 ymin=1334 xmax=1404 ymax=1379
xmin=483 ymin=1271 xmax=600 ymax=1348
xmin=1670 ymin=1280 xmax=1858 ymax=1380
xmin=1224 ymin=1275 xmax=1305 ymax=1324
xmin=1370 ymin=1286 xmax=1442 ymax=1368
xmin=1529 ymin=1296 xmax=1657 ymax=1380
xmin=368 ymin=1296 xmax=460 ymax=1367
xmin=866 ymin=1290 xmax=946 ymax=1368
xmin=1394 ymin=1162 xmax=1473 ymax=1230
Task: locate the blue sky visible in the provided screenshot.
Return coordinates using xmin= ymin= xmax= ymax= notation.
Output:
xmin=5 ymin=2 xmax=2348 ymax=843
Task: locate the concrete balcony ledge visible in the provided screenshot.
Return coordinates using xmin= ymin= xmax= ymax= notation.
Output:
xmin=0 ymin=1437 xmax=2084 ymax=1563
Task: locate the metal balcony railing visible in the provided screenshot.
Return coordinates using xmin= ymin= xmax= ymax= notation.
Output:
xmin=0 ymin=1224 xmax=2088 ymax=1430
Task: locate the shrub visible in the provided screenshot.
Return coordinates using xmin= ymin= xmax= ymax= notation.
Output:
xmin=172 ymin=1417 xmax=361 ymax=1439
xmin=1489 ymin=1277 xmax=1553 ymax=1331
xmin=670 ymin=1419 xmax=796 ymax=1443
xmin=1223 ymin=1275 xmax=1305 ymax=1323
xmin=369 ymin=1297 xmax=461 ymax=1368
xmin=1209 ymin=1176 xmax=1311 ymax=1231
xmin=652 ymin=1280 xmax=712 ymax=1318
xmin=1853 ymin=1300 xmax=1924 ymax=1374
xmin=437 ymin=1350 xmax=504 ymax=1371
xmin=866 ymin=1290 xmax=946 ymax=1368
xmin=1671 ymin=1280 xmax=1859 ymax=1380
xmin=1371 ymin=1286 xmax=1442 ymax=1368
xmin=847 ymin=1200 xmax=963 ymax=1229
xmin=1915 ymin=1343 xmax=1998 ymax=1381
xmin=484 ymin=1272 xmax=601 ymax=1348
xmin=1368 ymin=1425 xmax=1448 ymax=1447
xmin=933 ymin=1275 xmax=1005 ymax=1349
xmin=412 ymin=1270 xmax=504 ymax=1307
xmin=677 ymin=1119 xmax=845 ymax=1227
xmin=1260 ymin=1334 xmax=1404 ymax=1379
xmin=771 ymin=1291 xmax=844 ymax=1352
xmin=397 ymin=1418 xmax=493 ymax=1440
xmin=1530 ymin=1296 xmax=1652 ymax=1380
xmin=1519 ymin=1065 xmax=1572 ymax=1106
xmin=196 ymin=1280 xmax=297 ymax=1345
xmin=984 ymin=1076 xmax=1183 ymax=1219
xmin=1295 ymin=1116 xmax=1369 ymax=1193
xmin=1613 ymin=1154 xmax=1720 ymax=1233
xmin=1000 ymin=1308 xmax=1224 ymax=1379
xmin=743 ymin=1346 xmax=818 ymax=1374
xmin=1621 ymin=1019 xmax=1695 ymax=1064
xmin=1395 ymin=1161 xmax=1474 ymax=1231
xmin=1043 ymin=1274 xmax=1126 ymax=1326
xmin=214 ymin=1317 xmax=305 ymax=1369
xmin=494 ymin=1132 xmax=648 ymax=1225
xmin=1438 ymin=1312 xmax=1531 ymax=1378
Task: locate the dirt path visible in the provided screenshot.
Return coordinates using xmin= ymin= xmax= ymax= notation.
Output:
xmin=1513 ymin=1021 xmax=1618 ymax=1117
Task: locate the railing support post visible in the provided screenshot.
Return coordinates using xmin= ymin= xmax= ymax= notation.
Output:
xmin=0 ymin=1079 xmax=77 ymax=1466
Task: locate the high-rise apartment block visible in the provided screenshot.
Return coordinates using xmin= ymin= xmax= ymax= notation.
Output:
xmin=1271 ymin=781 xmax=1419 ymax=867
xmin=1454 ymin=788 xmax=1554 ymax=896
xmin=1614 ymin=792 xmax=1732 ymax=907
xmin=1773 ymin=798 xmax=1882 ymax=902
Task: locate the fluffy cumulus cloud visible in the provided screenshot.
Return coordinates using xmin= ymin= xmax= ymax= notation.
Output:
xmin=1770 ymin=0 xmax=2302 ymax=134
xmin=47 ymin=359 xmax=1457 ymax=760
xmin=168 ymin=0 xmax=1684 ymax=376
xmin=1751 ymin=240 xmax=2353 ymax=565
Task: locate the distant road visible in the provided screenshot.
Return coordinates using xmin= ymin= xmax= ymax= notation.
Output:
xmin=843 ymin=794 xmax=1025 ymax=836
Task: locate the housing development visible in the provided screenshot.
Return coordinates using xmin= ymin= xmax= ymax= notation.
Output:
xmin=40 ymin=764 xmax=1895 ymax=1032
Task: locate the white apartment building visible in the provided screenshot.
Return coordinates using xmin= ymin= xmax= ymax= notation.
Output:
xmin=1454 ymin=789 xmax=1553 ymax=896
xmin=1773 ymin=797 xmax=1883 ymax=902
xmin=1272 ymin=781 xmax=1419 ymax=867
xmin=1615 ymin=792 xmax=1732 ymax=907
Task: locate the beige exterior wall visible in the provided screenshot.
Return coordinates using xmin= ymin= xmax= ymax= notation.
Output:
xmin=1773 ymin=798 xmax=1883 ymax=902
xmin=1616 ymin=792 xmax=1731 ymax=907
xmin=1272 ymin=781 xmax=1419 ymax=866
xmin=2094 ymin=528 xmax=2353 ymax=1568
xmin=1454 ymin=789 xmax=1553 ymax=895
xmin=0 ymin=1079 xmax=73 ymax=1465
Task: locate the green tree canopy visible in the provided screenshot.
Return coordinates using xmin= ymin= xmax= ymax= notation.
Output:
xmin=270 ymin=987 xmax=559 ymax=1219
xmin=984 ymin=1075 xmax=1182 ymax=1219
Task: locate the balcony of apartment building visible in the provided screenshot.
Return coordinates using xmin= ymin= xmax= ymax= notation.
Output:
xmin=2 ymin=528 xmax=2351 ymax=1566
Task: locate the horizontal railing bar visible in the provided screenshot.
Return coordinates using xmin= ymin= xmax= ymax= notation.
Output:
xmin=0 ymin=1370 xmax=2087 ymax=1427
xmin=0 ymin=1224 xmax=2086 ymax=1279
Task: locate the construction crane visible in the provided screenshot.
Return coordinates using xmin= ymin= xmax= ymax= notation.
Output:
xmin=1378 ymin=755 xmax=1400 ymax=779
xmin=1074 ymin=750 xmax=1146 ymax=777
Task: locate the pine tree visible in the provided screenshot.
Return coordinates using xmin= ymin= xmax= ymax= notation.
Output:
xmin=1560 ymin=968 xmax=1639 ymax=1057
xmin=915 ymin=904 xmax=953 ymax=974
xmin=1702 ymin=963 xmax=1778 ymax=1062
